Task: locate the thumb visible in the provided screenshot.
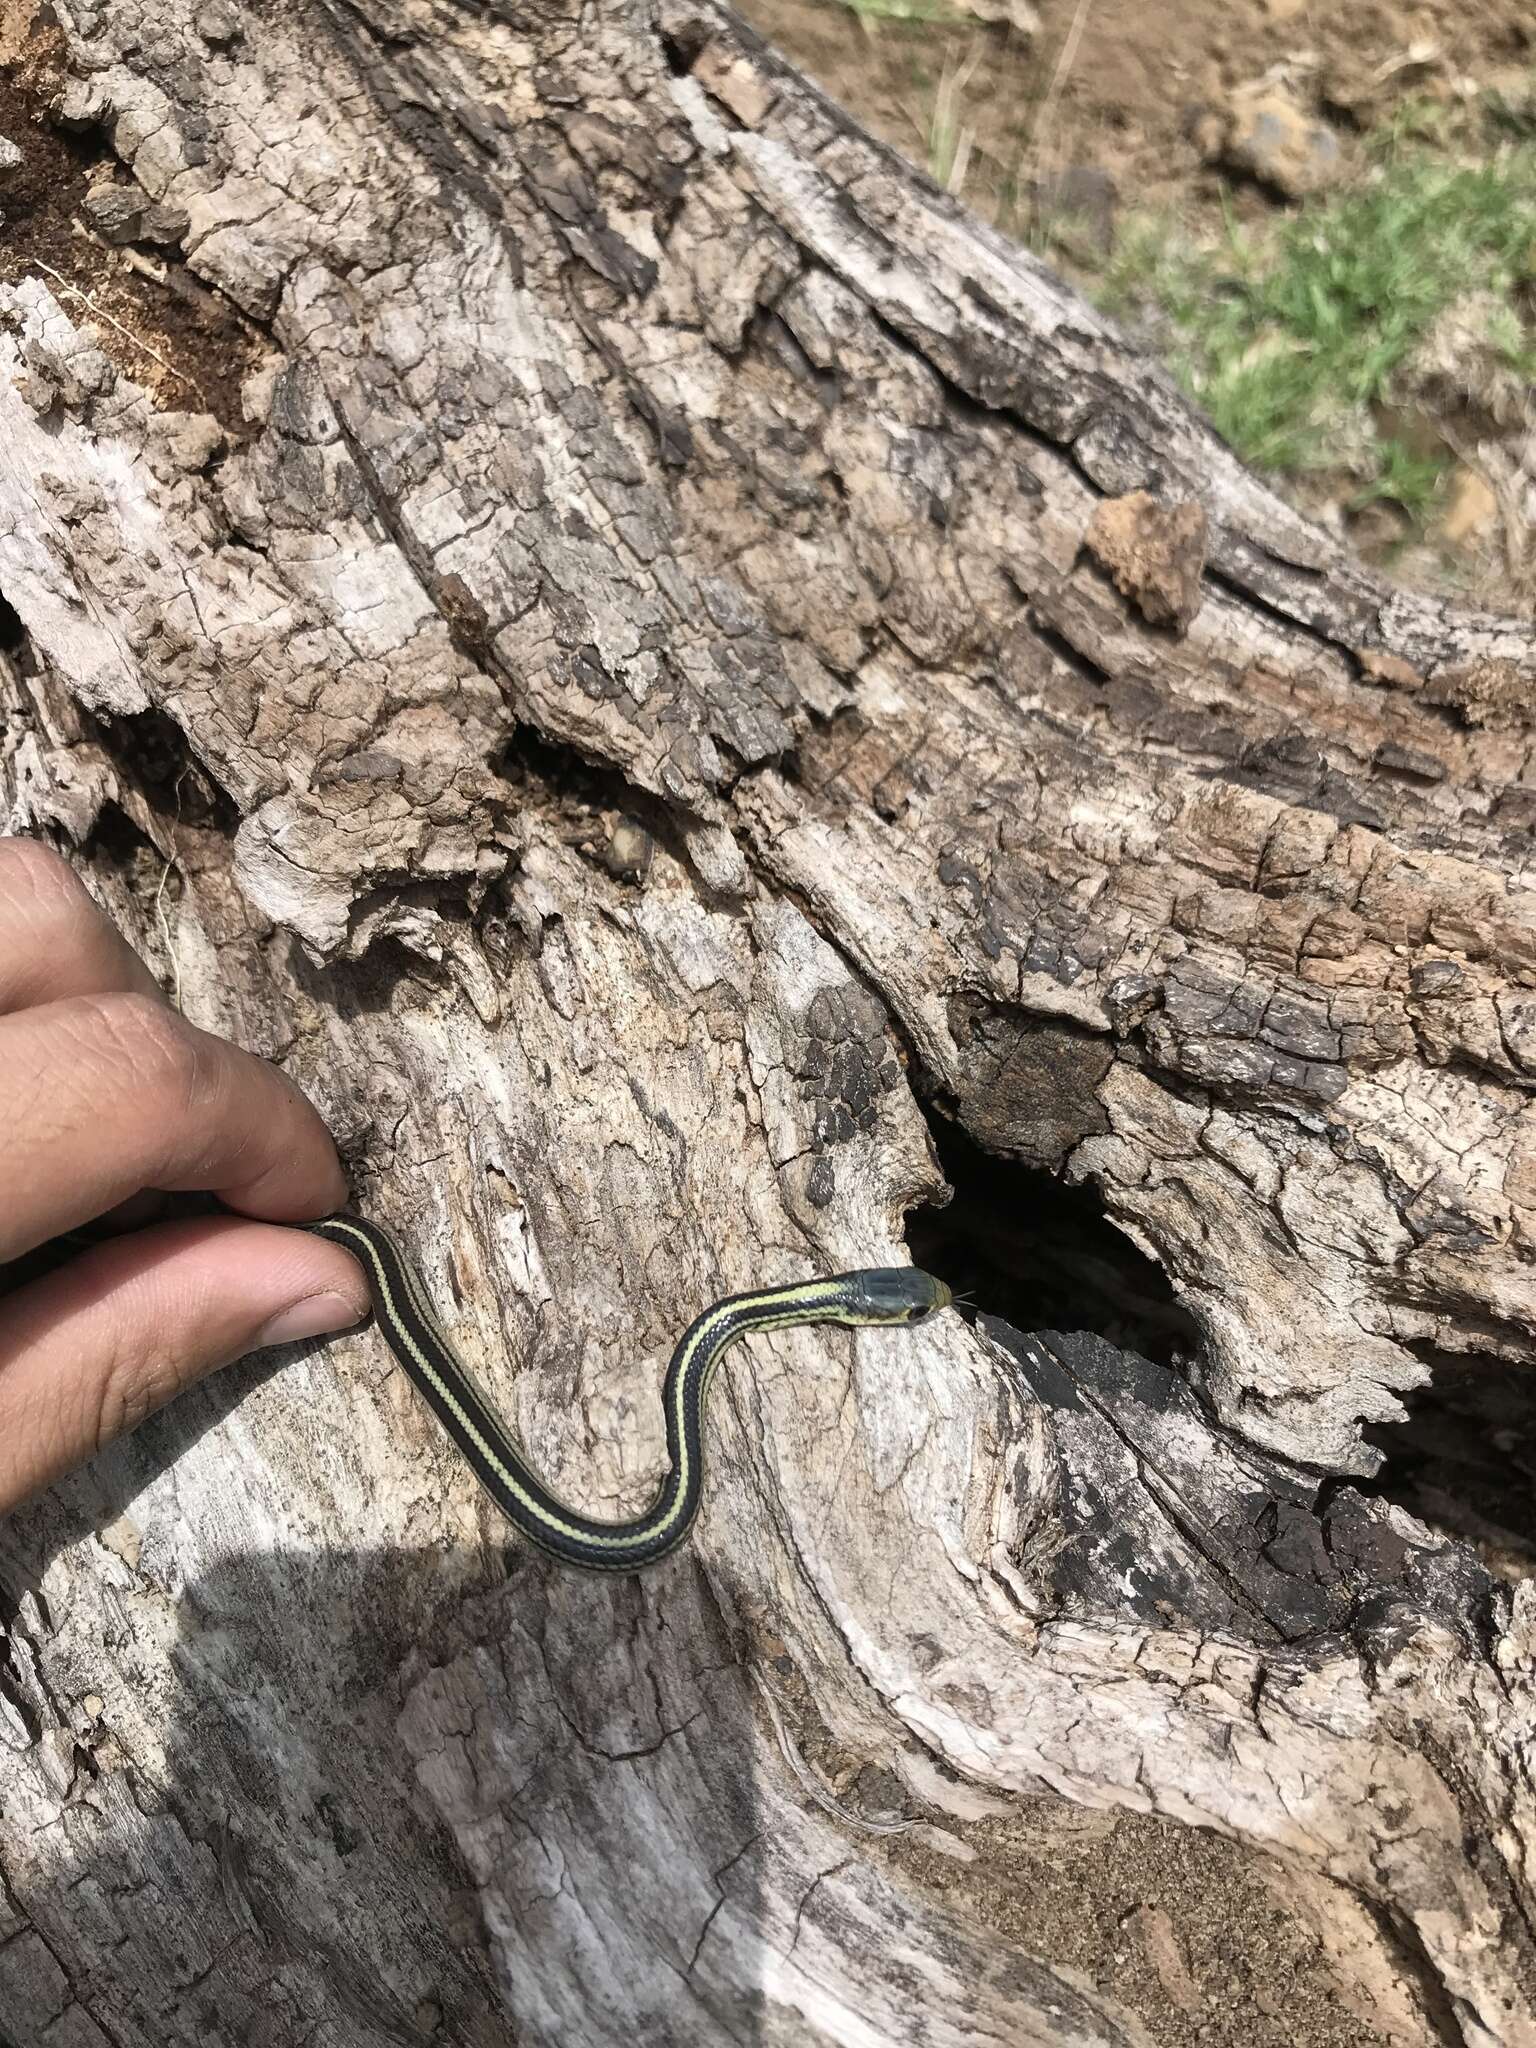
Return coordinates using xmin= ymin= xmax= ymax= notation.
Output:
xmin=0 ymin=1215 xmax=371 ymax=1510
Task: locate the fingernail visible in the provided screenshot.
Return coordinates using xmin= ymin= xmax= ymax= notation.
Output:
xmin=256 ymin=1292 xmax=367 ymax=1347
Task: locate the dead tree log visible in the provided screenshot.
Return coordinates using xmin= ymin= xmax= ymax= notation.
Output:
xmin=1 ymin=0 xmax=1535 ymax=2043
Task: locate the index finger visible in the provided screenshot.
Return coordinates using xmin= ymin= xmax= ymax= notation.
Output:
xmin=0 ymin=991 xmax=348 ymax=1262
xmin=0 ymin=837 xmax=164 ymax=1013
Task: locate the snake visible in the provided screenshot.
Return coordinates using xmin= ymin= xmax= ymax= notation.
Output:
xmin=305 ymin=1214 xmax=953 ymax=1571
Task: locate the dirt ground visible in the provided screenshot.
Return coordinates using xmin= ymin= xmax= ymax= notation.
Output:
xmin=0 ymin=6 xmax=262 ymax=424
xmin=739 ymin=0 xmax=1536 ymax=228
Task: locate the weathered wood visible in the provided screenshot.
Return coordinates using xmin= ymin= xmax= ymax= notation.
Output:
xmin=2 ymin=0 xmax=1535 ymax=2041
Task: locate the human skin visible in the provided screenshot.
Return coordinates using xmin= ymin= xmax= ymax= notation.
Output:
xmin=0 ymin=835 xmax=370 ymax=1511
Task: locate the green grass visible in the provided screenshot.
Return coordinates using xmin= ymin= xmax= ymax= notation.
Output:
xmin=1098 ymin=147 xmax=1536 ymax=515
xmin=833 ymin=0 xmax=959 ymax=23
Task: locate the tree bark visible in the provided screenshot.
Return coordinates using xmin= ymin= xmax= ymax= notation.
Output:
xmin=2 ymin=0 xmax=1535 ymax=2043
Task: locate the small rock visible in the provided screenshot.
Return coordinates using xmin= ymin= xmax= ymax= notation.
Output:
xmin=1356 ymin=647 xmax=1425 ymax=694
xmin=156 ymin=413 xmax=226 ymax=474
xmin=1086 ymin=490 xmax=1208 ymax=632
xmin=1344 ymin=497 xmax=1410 ymax=557
xmin=1033 ymin=165 xmax=1117 ymax=256
xmin=83 ymin=183 xmax=147 ymax=245
xmin=84 ymin=353 xmax=117 ymax=400
xmin=57 ymin=78 xmax=110 ymax=130
xmin=1183 ymin=101 xmax=1229 ymax=162
xmin=18 ymin=371 xmax=58 ymax=415
xmin=1122 ymin=1905 xmax=1202 ymax=2015
xmin=1401 ymin=291 xmax=1532 ymax=427
xmin=98 ymin=1513 xmax=142 ymax=1568
xmin=1437 ymin=465 xmax=1500 ymax=548
xmin=690 ymin=43 xmax=775 ymax=129
xmin=601 ymin=817 xmax=654 ymax=881
xmin=329 ymin=751 xmax=404 ymax=787
xmin=240 ymin=360 xmax=281 ymax=425
xmin=196 ymin=0 xmax=241 ymax=44
xmin=1224 ymin=85 xmax=1343 ymax=199
xmin=142 ymin=201 xmax=190 ymax=244
xmin=907 ymin=1824 xmax=978 ymax=1862
xmin=0 ymin=135 xmax=21 ymax=175
xmin=958 ymin=0 xmax=1039 ymax=29
xmin=34 ymin=475 xmax=108 ymax=523
xmin=1485 ymin=65 xmax=1536 ymax=126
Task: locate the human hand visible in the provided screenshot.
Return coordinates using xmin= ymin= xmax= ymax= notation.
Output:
xmin=0 ymin=836 xmax=370 ymax=1511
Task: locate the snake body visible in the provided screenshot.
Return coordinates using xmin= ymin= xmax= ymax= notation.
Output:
xmin=306 ymin=1214 xmax=951 ymax=1571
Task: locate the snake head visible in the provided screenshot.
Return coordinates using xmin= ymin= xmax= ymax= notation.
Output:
xmin=838 ymin=1267 xmax=954 ymax=1324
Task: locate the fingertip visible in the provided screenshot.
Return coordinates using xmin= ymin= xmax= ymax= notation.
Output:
xmin=215 ymin=1101 xmax=352 ymax=1222
xmin=255 ymin=1290 xmax=368 ymax=1348
xmin=212 ymin=1220 xmax=373 ymax=1335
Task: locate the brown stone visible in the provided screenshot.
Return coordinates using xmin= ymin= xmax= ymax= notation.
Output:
xmin=1085 ymin=490 xmax=1208 ymax=631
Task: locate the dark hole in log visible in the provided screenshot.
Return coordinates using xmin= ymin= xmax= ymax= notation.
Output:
xmin=1361 ymin=1347 xmax=1536 ymax=1579
xmin=92 ymin=706 xmax=235 ymax=833
xmin=907 ymin=1112 xmax=1198 ymax=1369
xmin=0 ymin=589 xmax=24 ymax=654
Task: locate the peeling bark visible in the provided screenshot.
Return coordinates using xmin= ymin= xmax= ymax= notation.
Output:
xmin=2 ymin=0 xmax=1535 ymax=2042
